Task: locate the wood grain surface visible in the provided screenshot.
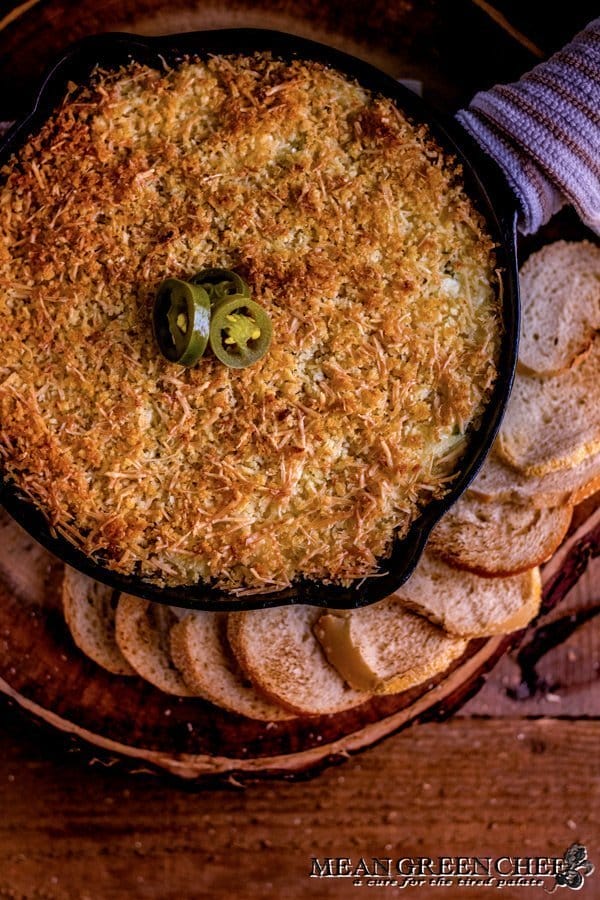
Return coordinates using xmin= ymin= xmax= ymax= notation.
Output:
xmin=0 ymin=506 xmax=522 ymax=780
xmin=0 ymin=712 xmax=598 ymax=900
xmin=0 ymin=504 xmax=598 ymax=783
xmin=0 ymin=1 xmax=599 ymax=898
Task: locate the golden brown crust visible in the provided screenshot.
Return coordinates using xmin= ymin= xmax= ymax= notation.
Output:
xmin=62 ymin=568 xmax=136 ymax=676
xmin=570 ymin=473 xmax=600 ymax=507
xmin=397 ymin=563 xmax=542 ymax=638
xmin=0 ymin=55 xmax=500 ymax=591
xmin=517 ymin=338 xmax=594 ymax=379
xmin=428 ymin=501 xmax=573 ymax=578
xmin=226 ymin=614 xmax=304 ymax=714
xmin=226 ymin=608 xmax=370 ymax=715
xmin=114 ymin=594 xmax=195 ymax=696
xmin=169 ymin=614 xmax=294 ymax=720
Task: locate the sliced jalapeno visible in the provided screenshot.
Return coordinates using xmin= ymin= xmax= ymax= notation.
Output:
xmin=209 ymin=296 xmax=272 ymax=369
xmin=153 ymin=277 xmax=210 ymax=367
xmin=191 ymin=267 xmax=250 ymax=303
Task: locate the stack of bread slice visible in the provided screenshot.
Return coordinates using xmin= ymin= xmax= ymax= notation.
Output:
xmin=61 ymin=241 xmax=599 ymax=720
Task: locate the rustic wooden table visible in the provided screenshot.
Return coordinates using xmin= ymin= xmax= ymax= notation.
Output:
xmin=0 ymin=2 xmax=599 ymax=898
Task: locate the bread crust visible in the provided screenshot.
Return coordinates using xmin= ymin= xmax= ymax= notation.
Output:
xmin=570 ymin=473 xmax=600 ymax=506
xmin=428 ymin=498 xmax=573 ymax=577
xmin=170 ymin=614 xmax=293 ymax=720
xmin=497 ymin=340 xmax=600 ymax=477
xmin=469 ymin=448 xmax=600 ymax=509
xmin=315 ymin=607 xmax=467 ymax=695
xmin=517 ymin=339 xmax=594 ymax=380
xmin=115 ymin=595 xmax=198 ymax=696
xmin=518 ymin=240 xmax=600 ymax=378
xmin=396 ymin=557 xmax=542 ymax=638
xmin=227 ymin=609 xmax=371 ymax=715
xmin=62 ymin=568 xmax=135 ymax=676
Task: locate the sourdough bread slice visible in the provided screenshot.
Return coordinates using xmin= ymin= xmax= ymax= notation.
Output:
xmin=571 ymin=472 xmax=600 ymax=505
xmin=396 ymin=553 xmax=541 ymax=637
xmin=170 ymin=612 xmax=294 ymax=720
xmin=428 ymin=493 xmax=572 ymax=576
xmin=62 ymin=568 xmax=135 ymax=676
xmin=0 ymin=511 xmax=57 ymax=607
xmin=115 ymin=595 xmax=199 ymax=696
xmin=497 ymin=339 xmax=600 ymax=476
xmin=314 ymin=605 xmax=467 ymax=694
xmin=227 ymin=606 xmax=371 ymax=716
xmin=469 ymin=448 xmax=600 ymax=508
xmin=519 ymin=241 xmax=600 ymax=377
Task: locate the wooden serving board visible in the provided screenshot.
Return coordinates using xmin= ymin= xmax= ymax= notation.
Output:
xmin=0 ymin=499 xmax=598 ymax=783
xmin=0 ymin=0 xmax=598 ymax=785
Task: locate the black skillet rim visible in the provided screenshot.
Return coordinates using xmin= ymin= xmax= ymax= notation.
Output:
xmin=0 ymin=29 xmax=520 ymax=611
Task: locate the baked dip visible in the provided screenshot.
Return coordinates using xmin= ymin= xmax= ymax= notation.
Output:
xmin=0 ymin=54 xmax=500 ymax=593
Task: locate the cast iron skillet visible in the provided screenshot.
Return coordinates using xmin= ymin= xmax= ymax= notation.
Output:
xmin=0 ymin=29 xmax=519 ymax=611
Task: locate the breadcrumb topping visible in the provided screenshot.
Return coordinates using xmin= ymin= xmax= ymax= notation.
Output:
xmin=0 ymin=54 xmax=500 ymax=592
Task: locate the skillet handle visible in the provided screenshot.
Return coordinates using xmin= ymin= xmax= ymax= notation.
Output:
xmin=455 ymin=16 xmax=600 ymax=237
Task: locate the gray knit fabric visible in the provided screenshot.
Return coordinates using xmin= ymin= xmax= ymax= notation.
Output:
xmin=457 ymin=17 xmax=600 ymax=234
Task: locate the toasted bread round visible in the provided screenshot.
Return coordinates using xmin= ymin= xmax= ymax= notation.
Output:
xmin=497 ymin=339 xmax=600 ymax=476
xmin=227 ymin=606 xmax=371 ymax=716
xmin=62 ymin=568 xmax=135 ymax=676
xmin=115 ymin=596 xmax=199 ymax=696
xmin=314 ymin=605 xmax=467 ymax=694
xmin=519 ymin=241 xmax=600 ymax=378
xmin=0 ymin=509 xmax=56 ymax=608
xmin=170 ymin=612 xmax=294 ymax=720
xmin=571 ymin=473 xmax=600 ymax=505
xmin=397 ymin=553 xmax=542 ymax=638
xmin=428 ymin=494 xmax=572 ymax=576
xmin=469 ymin=448 xmax=600 ymax=509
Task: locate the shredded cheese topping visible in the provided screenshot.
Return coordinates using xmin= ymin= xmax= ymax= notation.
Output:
xmin=0 ymin=54 xmax=500 ymax=592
